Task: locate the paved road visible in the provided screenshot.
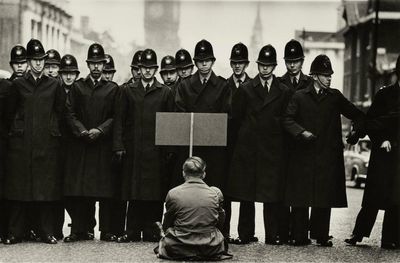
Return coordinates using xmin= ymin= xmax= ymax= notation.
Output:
xmin=0 ymin=186 xmax=398 ymax=262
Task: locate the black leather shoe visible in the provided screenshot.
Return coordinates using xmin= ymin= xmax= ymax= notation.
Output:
xmin=381 ymin=242 xmax=398 ymax=249
xmin=317 ymin=239 xmax=333 ymax=247
xmin=231 ymin=237 xmax=250 ymax=245
xmin=63 ymin=233 xmax=79 ymax=242
xmin=265 ymin=237 xmax=283 ymax=245
xmin=23 ymin=230 xmax=39 ymax=241
xmin=117 ymin=234 xmax=141 ymax=243
xmin=100 ymin=233 xmax=117 ymax=242
xmin=42 ymin=235 xmax=57 ymax=244
xmin=344 ymin=235 xmax=362 ymax=245
xmin=289 ymin=239 xmax=311 ymax=246
xmin=80 ymin=232 xmax=94 ymax=240
xmin=3 ymin=235 xmax=22 ymax=245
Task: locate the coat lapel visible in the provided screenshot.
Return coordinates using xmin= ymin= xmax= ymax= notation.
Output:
xmin=252 ymin=75 xmax=266 ymax=101
xmin=262 ymin=76 xmax=282 ymax=108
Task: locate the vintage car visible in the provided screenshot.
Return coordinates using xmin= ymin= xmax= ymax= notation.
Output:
xmin=344 ymin=136 xmax=371 ymax=188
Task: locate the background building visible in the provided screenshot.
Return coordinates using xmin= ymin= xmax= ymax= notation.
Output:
xmin=340 ymin=0 xmax=400 ymax=108
xmin=0 ymin=0 xmax=72 ymax=71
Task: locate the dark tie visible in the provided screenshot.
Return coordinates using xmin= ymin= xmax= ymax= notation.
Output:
xmin=94 ymin=79 xmax=98 ymax=86
xmin=145 ymin=84 xmax=150 ymax=92
xmin=264 ymin=83 xmax=269 ymax=96
xmin=292 ymin=78 xmax=298 ymax=88
xmin=202 ymin=78 xmax=207 ymax=86
xmin=318 ymin=88 xmax=324 ymax=97
xmin=237 ymin=79 xmax=242 ymax=87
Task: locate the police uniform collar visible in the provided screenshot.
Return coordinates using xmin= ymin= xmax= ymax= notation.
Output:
xmin=27 ymin=70 xmax=45 ymax=82
xmin=89 ymin=75 xmax=102 ymax=85
xmin=141 ymin=78 xmax=155 ymax=89
xmin=196 ymin=70 xmax=217 ymax=85
xmin=259 ymin=75 xmax=273 ymax=89
xmin=232 ymin=73 xmax=247 ymax=86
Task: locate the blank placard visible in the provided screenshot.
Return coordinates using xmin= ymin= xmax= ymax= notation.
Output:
xmin=155 ymin=112 xmax=227 ymax=146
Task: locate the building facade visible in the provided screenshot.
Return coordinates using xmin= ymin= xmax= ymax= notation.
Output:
xmin=341 ymin=0 xmax=400 ymax=108
xmin=0 ymin=0 xmax=72 ymax=71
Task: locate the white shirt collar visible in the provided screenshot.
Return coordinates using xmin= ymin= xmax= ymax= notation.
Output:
xmin=290 ymin=73 xmax=300 ymax=83
xmin=233 ymin=74 xmax=246 ymax=88
xmin=89 ymin=75 xmax=102 ymax=85
xmin=141 ymin=79 xmax=154 ymax=90
xmin=199 ymin=71 xmax=212 ymax=84
xmin=259 ymin=76 xmax=273 ymax=91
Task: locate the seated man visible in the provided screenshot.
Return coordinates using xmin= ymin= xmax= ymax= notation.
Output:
xmin=155 ymin=157 xmax=231 ymax=261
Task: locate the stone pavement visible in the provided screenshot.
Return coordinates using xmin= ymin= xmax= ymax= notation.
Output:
xmin=0 ymin=187 xmax=398 ymax=262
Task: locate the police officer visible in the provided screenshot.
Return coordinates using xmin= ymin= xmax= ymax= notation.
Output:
xmin=283 ymin=54 xmax=365 ymax=246
xmin=100 ymin=53 xmax=127 ymax=238
xmin=223 ymin=42 xmax=256 ymax=244
xmin=59 ymin=55 xmax=80 ymax=94
xmin=279 ymin=39 xmax=312 ymax=91
xmin=126 ymin=50 xmax=143 ymax=84
xmin=114 ymin=49 xmax=174 ymax=242
xmin=56 ymin=54 xmax=81 ymax=240
xmin=64 ymin=43 xmax=119 ymax=242
xmin=4 ymin=39 xmax=66 ymax=245
xmin=159 ymin=55 xmax=179 ymax=91
xmin=345 ymin=55 xmax=400 ymax=249
xmin=227 ymin=45 xmax=293 ymax=245
xmin=102 ymin=54 xmax=117 ymax=82
xmin=175 ymin=49 xmax=194 ymax=80
xmin=44 ymin=49 xmax=61 ymax=78
xmin=174 ymin=39 xmax=231 ymax=192
xmin=8 ymin=45 xmax=28 ymax=80
xmin=278 ymin=39 xmax=313 ymax=243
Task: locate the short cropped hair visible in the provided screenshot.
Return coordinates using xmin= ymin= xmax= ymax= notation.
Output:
xmin=182 ymin=156 xmax=206 ymax=177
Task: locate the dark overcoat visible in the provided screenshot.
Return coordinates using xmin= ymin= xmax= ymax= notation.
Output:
xmin=226 ymin=74 xmax=252 ymax=161
xmin=0 ymin=79 xmax=11 ymax=198
xmin=113 ymin=79 xmax=174 ymax=201
xmin=362 ymin=83 xmax=400 ymax=208
xmin=278 ymin=71 xmax=313 ymax=92
xmin=226 ymin=76 xmax=292 ymax=202
xmin=5 ymin=73 xmax=65 ymax=201
xmin=173 ymin=71 xmax=231 ymax=190
xmin=64 ymin=77 xmax=118 ymax=198
xmin=283 ymin=84 xmax=365 ymax=208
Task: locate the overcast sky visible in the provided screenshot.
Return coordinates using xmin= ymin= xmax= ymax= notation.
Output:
xmin=67 ymin=0 xmax=343 ymax=77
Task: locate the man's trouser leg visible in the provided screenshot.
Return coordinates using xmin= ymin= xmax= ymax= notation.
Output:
xmin=238 ymin=200 xmax=256 ymax=240
xmin=291 ymin=207 xmax=309 ymax=242
xmin=309 ymin=207 xmax=331 ymax=241
xmin=352 ymin=206 xmax=379 ymax=238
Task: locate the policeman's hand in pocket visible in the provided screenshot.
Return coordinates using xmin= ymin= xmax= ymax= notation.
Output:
xmin=380 ymin=140 xmax=391 ymax=152
xmin=300 ymin=130 xmax=317 ymax=141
